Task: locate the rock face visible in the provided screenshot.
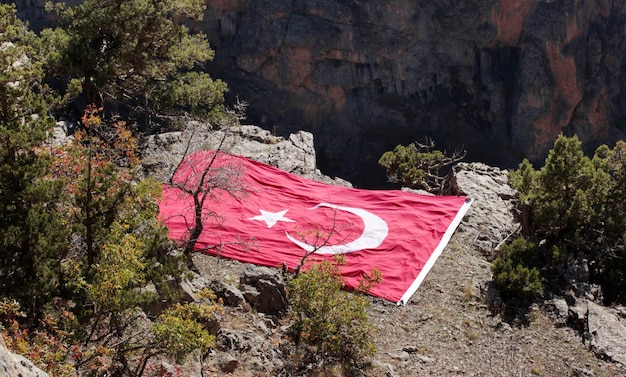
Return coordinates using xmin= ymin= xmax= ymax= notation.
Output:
xmin=195 ymin=0 xmax=626 ymax=187
xmin=0 ymin=337 xmax=49 ymax=377
xmin=139 ymin=122 xmax=351 ymax=186
xmin=11 ymin=0 xmax=626 ymax=187
xmin=564 ymin=300 xmax=626 ymax=368
xmin=444 ymin=162 xmax=519 ymax=255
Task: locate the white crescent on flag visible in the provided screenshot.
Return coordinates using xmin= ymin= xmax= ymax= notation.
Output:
xmin=285 ymin=203 xmax=389 ymax=254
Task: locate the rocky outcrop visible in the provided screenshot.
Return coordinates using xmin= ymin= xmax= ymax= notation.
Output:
xmin=448 ymin=162 xmax=626 ymax=370
xmin=444 ymin=162 xmax=519 ymax=255
xmin=194 ymin=0 xmax=626 ymax=187
xmin=239 ymin=266 xmax=288 ymax=316
xmin=0 ymin=336 xmax=49 ymax=377
xmin=140 ymin=122 xmax=351 ymax=186
xmin=552 ymin=299 xmax=626 ymax=368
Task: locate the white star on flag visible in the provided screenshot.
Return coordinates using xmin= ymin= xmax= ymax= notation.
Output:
xmin=248 ymin=209 xmax=295 ymax=228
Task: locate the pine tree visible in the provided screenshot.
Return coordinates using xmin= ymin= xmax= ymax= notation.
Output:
xmin=42 ymin=0 xmax=228 ymax=123
xmin=508 ymin=134 xmax=626 ymax=304
xmin=0 ymin=4 xmax=68 ymax=318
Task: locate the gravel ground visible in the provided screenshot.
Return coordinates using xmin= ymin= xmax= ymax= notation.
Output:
xmin=190 ymin=223 xmax=625 ymax=377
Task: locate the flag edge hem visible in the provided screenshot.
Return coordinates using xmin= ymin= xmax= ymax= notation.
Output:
xmin=396 ymin=198 xmax=474 ymax=306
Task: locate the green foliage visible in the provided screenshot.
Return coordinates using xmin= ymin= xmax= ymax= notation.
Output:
xmin=514 ymin=135 xmax=610 ymax=244
xmin=0 ymin=4 xmax=229 ymax=376
xmin=152 ymin=290 xmax=218 ymax=363
xmin=0 ymin=4 xmax=68 ymax=317
xmin=41 ymin=0 xmax=227 ymax=121
xmin=379 ymin=143 xmax=442 ymax=188
xmin=491 ymin=238 xmax=544 ymax=301
xmin=0 ymin=109 xmax=214 ymax=375
xmin=287 ymin=259 xmax=376 ymax=373
xmin=378 ymin=140 xmax=465 ymax=193
xmin=508 ymin=134 xmax=626 ymax=304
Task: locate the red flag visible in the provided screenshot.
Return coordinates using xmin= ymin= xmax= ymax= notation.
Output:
xmin=159 ymin=150 xmax=471 ymax=304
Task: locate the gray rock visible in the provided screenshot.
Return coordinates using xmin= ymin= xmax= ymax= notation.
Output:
xmin=239 ymin=266 xmax=288 ymax=316
xmin=0 ymin=337 xmax=49 ymax=377
xmin=586 ymin=301 xmax=626 ymax=368
xmin=371 ymin=360 xmax=398 ymax=377
xmin=217 ymin=328 xmax=252 ymax=352
xmin=209 ymin=280 xmax=246 ymax=307
xmin=140 ymin=122 xmax=350 ymax=186
xmin=218 ymin=353 xmax=239 ymax=373
xmin=568 ymin=304 xmax=588 ymax=331
xmin=387 ymin=350 xmax=410 ymax=362
xmin=178 ymin=271 xmax=211 ymax=302
xmin=445 ymin=163 xmax=519 ymax=255
xmin=545 ymin=298 xmax=570 ymax=327
xmin=415 ymin=353 xmax=435 ymax=363
xmin=47 ymin=120 xmax=75 ymax=147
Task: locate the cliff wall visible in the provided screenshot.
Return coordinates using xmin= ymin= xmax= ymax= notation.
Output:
xmin=10 ymin=0 xmax=626 ymax=187
xmin=200 ymin=0 xmax=626 ymax=186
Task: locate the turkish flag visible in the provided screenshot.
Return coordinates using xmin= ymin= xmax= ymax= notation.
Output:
xmin=159 ymin=150 xmax=471 ymax=304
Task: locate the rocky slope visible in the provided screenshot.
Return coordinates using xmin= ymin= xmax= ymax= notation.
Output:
xmin=146 ymin=124 xmax=626 ymax=376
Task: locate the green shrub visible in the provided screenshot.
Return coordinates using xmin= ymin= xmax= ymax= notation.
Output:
xmin=378 ymin=140 xmax=465 ymax=193
xmin=508 ymin=134 xmax=626 ymax=304
xmin=287 ymin=259 xmax=376 ymax=373
xmin=491 ymin=237 xmax=544 ymax=301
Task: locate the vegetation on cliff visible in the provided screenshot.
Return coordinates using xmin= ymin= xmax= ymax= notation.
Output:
xmin=0 ymin=2 xmax=224 ymax=375
xmin=500 ymin=134 xmax=626 ymax=305
xmin=42 ymin=0 xmax=228 ymax=123
xmin=378 ymin=140 xmax=466 ymax=193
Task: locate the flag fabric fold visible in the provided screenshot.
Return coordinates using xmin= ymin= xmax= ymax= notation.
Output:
xmin=159 ymin=150 xmax=471 ymax=304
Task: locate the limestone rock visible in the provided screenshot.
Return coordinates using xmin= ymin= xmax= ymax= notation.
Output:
xmin=0 ymin=336 xmax=49 ymax=377
xmin=444 ymin=162 xmax=519 ymax=255
xmin=140 ymin=122 xmax=350 ymax=187
xmin=544 ymin=298 xmax=570 ymax=327
xmin=387 ymin=350 xmax=410 ymax=362
xmin=239 ymin=266 xmax=287 ymax=316
xmin=178 ymin=271 xmax=211 ymax=302
xmin=586 ymin=301 xmax=626 ymax=368
xmin=370 ymin=360 xmax=398 ymax=377
xmin=209 ymin=280 xmax=246 ymax=307
xmin=218 ymin=353 xmax=238 ymax=373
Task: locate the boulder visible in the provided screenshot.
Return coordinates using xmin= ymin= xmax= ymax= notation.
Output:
xmin=444 ymin=162 xmax=519 ymax=255
xmin=178 ymin=271 xmax=211 ymax=302
xmin=544 ymin=298 xmax=570 ymax=327
xmin=209 ymin=280 xmax=246 ymax=307
xmin=239 ymin=266 xmax=288 ymax=316
xmin=218 ymin=353 xmax=238 ymax=373
xmin=0 ymin=336 xmax=49 ymax=377
xmin=585 ymin=301 xmax=626 ymax=368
